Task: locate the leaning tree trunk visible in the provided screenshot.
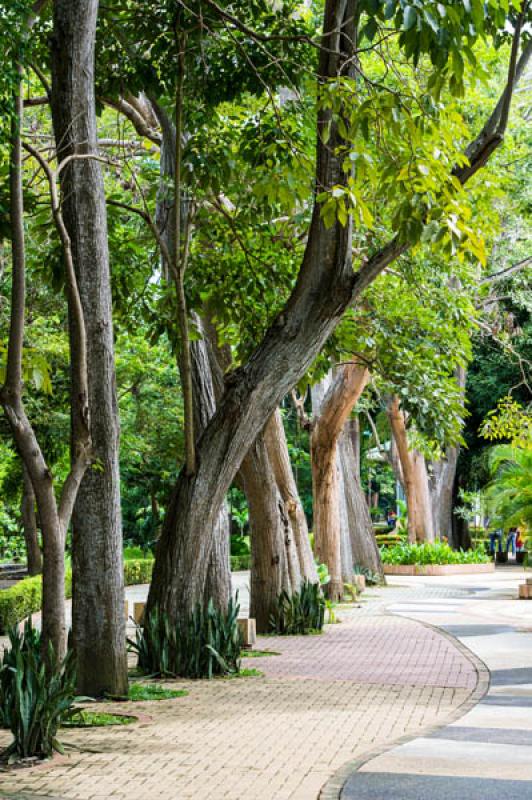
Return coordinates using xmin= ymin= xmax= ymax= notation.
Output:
xmin=21 ymin=465 xmax=42 ymax=575
xmin=310 ymin=365 xmax=369 ymax=600
xmin=50 ymin=0 xmax=127 ymax=696
xmin=337 ymin=421 xmax=384 ymax=579
xmin=145 ymin=0 xmax=525 ymax=627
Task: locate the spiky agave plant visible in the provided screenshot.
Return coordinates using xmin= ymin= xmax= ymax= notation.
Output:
xmin=129 ymin=595 xmax=243 ymax=679
xmin=0 ymin=619 xmax=77 ymax=761
xmin=269 ymin=581 xmax=325 ymax=635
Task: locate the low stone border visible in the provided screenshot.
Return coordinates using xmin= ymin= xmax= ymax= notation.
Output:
xmin=318 ymin=614 xmax=490 ymax=800
xmin=383 ymin=562 xmax=494 ymax=576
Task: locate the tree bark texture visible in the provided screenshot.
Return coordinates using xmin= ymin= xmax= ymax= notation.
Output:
xmin=21 ymin=466 xmax=42 ymax=575
xmin=190 ymin=316 xmax=231 ymax=610
xmin=51 ymin=0 xmax=128 ymax=696
xmin=1 ymin=72 xmax=66 ymax=657
xmin=429 ymin=368 xmax=466 ymax=542
xmin=146 ymin=0 xmax=526 ymax=626
xmin=241 ymin=430 xmax=294 ymax=633
xmin=310 ymin=365 xmax=369 ymax=600
xmin=387 ymin=397 xmax=435 ymax=544
xmin=337 ymin=422 xmax=384 ymax=579
xmin=263 ymin=410 xmax=317 ymax=584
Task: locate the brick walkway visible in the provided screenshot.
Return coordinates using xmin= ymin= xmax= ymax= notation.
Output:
xmin=0 ymin=601 xmax=478 ymax=800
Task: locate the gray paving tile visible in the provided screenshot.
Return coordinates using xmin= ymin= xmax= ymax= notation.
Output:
xmin=342 ymin=772 xmax=531 ymax=799
xmin=441 ymin=624 xmax=515 ymax=637
xmin=429 ymin=726 xmax=532 ymax=746
xmin=490 ymin=667 xmax=532 ymax=686
xmin=481 ymin=695 xmax=532 ymax=707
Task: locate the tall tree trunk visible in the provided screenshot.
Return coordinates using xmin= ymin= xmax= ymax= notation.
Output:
xmin=387 ymin=397 xmax=435 ymax=543
xmin=190 ymin=316 xmax=231 ymax=610
xmin=429 ymin=368 xmax=466 ymax=542
xmin=241 ymin=431 xmax=293 ymax=633
xmin=430 ymin=446 xmax=459 ymax=541
xmin=21 ymin=465 xmax=42 ymax=575
xmin=51 ymin=0 xmax=127 ymax=696
xmin=310 ymin=365 xmax=369 ymax=600
xmin=263 ymin=410 xmax=317 ymax=583
xmin=337 ymin=422 xmax=384 ymax=579
xmin=146 ymin=0 xmax=525 ymax=627
xmin=1 ymin=69 xmax=67 ymax=658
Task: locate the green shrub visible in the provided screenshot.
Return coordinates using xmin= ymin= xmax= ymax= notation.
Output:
xmin=380 ymin=541 xmax=491 ymax=566
xmin=129 ymin=596 xmax=242 ymax=679
xmin=269 ymin=581 xmax=325 ymax=635
xmin=0 ymin=559 xmax=154 ymax=633
xmin=0 ymin=620 xmax=77 ymax=760
xmin=230 ymin=554 xmax=251 ymax=571
xmin=123 ymin=546 xmax=151 ymax=561
xmin=123 ymin=558 xmax=154 ymax=586
xmin=0 ymin=576 xmax=43 ymax=632
xmin=230 ymin=535 xmax=250 ymax=557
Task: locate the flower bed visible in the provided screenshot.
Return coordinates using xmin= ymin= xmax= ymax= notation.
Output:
xmin=380 ymin=541 xmax=493 ymax=575
xmin=383 ymin=562 xmax=495 ymax=575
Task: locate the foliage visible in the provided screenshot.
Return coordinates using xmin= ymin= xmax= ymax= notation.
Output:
xmin=353 ymin=565 xmax=382 ymax=586
xmin=484 ymin=444 xmax=532 ymax=531
xmin=269 ymin=581 xmax=325 ymax=635
xmin=123 ymin=558 xmax=154 ymax=586
xmin=0 ymin=575 xmax=48 ymax=633
xmin=129 ymin=597 xmax=242 ymax=679
xmin=380 ymin=541 xmax=490 ymax=565
xmin=242 ymin=650 xmax=280 ymax=658
xmin=0 ymin=560 xmax=153 ymax=632
xmin=0 ymin=620 xmax=77 ymax=760
xmin=230 ymin=534 xmax=250 ymax=558
xmin=125 ymin=683 xmax=188 ymax=702
xmin=480 ymin=396 xmax=532 ymax=448
xmin=63 ymin=710 xmax=135 ymax=727
xmin=230 ymin=554 xmax=251 ymax=572
xmin=123 ymin=546 xmax=151 ymax=561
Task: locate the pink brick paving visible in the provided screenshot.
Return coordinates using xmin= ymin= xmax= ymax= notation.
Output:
xmin=0 ymin=605 xmax=477 ymax=800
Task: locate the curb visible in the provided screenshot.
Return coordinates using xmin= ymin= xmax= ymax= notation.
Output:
xmin=318 ymin=611 xmax=490 ymax=800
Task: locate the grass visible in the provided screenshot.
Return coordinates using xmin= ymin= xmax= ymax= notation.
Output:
xmin=63 ymin=710 xmax=136 ymax=728
xmin=127 ymin=683 xmax=188 ymax=702
xmin=221 ymin=667 xmax=264 ymax=680
xmin=242 ymin=649 xmax=280 ymax=658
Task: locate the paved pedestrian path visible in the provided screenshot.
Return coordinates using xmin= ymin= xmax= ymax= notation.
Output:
xmin=337 ymin=568 xmax=532 ymax=800
xmin=0 ymin=576 xmax=480 ymax=800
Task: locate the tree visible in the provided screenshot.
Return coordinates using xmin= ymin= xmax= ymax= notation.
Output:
xmin=1 ymin=1 xmax=91 ymax=657
xmin=50 ymin=0 xmax=128 ymax=696
xmin=146 ymin=0 xmax=530 ymax=635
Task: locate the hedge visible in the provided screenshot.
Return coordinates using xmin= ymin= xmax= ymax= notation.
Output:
xmin=231 ymin=554 xmax=251 ymax=571
xmin=0 ymin=555 xmax=253 ymax=632
xmin=0 ymin=558 xmax=154 ymax=633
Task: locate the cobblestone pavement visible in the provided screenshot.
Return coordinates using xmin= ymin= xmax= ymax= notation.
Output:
xmin=336 ymin=569 xmax=532 ymax=800
xmin=0 ymin=587 xmax=479 ymax=800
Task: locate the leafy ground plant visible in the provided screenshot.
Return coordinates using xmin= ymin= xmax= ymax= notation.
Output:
xmin=129 ymin=595 xmax=242 ymax=679
xmin=269 ymin=581 xmax=325 ymax=635
xmin=242 ymin=650 xmax=280 ymax=658
xmin=0 ymin=620 xmax=77 ymax=761
xmin=63 ymin=710 xmax=136 ymax=727
xmin=126 ymin=683 xmax=188 ymax=701
xmin=380 ymin=541 xmax=490 ymax=566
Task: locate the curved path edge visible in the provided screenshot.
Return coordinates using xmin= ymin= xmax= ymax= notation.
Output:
xmin=318 ymin=613 xmax=491 ymax=800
